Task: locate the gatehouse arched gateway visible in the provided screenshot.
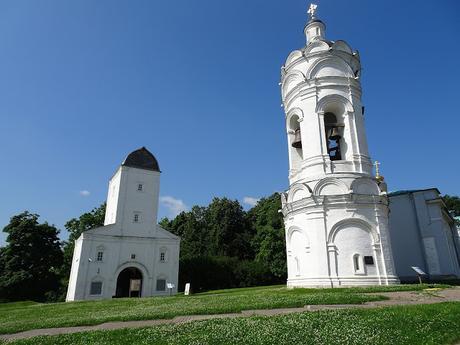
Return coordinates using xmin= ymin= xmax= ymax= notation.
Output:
xmin=66 ymin=147 xmax=180 ymax=301
xmin=116 ymin=267 xmax=143 ymax=298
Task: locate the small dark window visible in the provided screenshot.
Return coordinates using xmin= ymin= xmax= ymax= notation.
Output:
xmin=90 ymin=282 xmax=102 ymax=295
xmin=137 ymin=184 xmax=143 ymax=191
xmin=134 ymin=214 xmax=139 ymax=222
xmin=131 ymin=254 xmax=136 ymax=259
xmin=156 ymin=279 xmax=166 ymax=291
xmin=160 ymin=252 xmax=165 ymax=262
xmin=96 ymin=252 xmax=103 ymax=261
xmin=364 ymin=256 xmax=374 ymax=265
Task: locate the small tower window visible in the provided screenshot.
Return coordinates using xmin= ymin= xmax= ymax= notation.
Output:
xmin=160 ymin=252 xmax=165 ymax=262
xmin=353 ymin=254 xmax=365 ymax=275
xmin=133 ymin=214 xmax=140 ymax=223
xmin=96 ymin=251 xmax=103 ymax=262
xmin=354 ymin=254 xmax=360 ymax=271
xmin=137 ymin=184 xmax=143 ymax=191
xmin=131 ymin=254 xmax=136 ymax=259
xmin=324 ymin=112 xmax=343 ymax=161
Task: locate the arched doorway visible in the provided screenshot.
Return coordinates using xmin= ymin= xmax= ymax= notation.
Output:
xmin=116 ymin=267 xmax=143 ymax=297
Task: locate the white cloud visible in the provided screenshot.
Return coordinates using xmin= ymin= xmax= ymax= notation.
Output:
xmin=79 ymin=190 xmax=91 ymax=197
xmin=160 ymin=196 xmax=188 ymax=218
xmin=243 ymin=196 xmax=260 ymax=207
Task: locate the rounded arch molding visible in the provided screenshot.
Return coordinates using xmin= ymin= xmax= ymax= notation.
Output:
xmin=350 ymin=177 xmax=380 ymax=195
xmin=282 ymin=70 xmax=306 ymax=99
xmin=286 ymin=107 xmax=304 ymax=125
xmin=315 ymin=94 xmax=354 ymax=114
xmin=306 ymin=56 xmax=355 ymax=79
xmin=287 ymin=226 xmax=310 ymax=247
xmin=327 ymin=218 xmax=379 ymax=245
xmin=313 ymin=177 xmax=348 ymax=196
xmin=288 ymin=182 xmax=313 ymax=202
xmin=114 ymin=261 xmax=151 ymax=280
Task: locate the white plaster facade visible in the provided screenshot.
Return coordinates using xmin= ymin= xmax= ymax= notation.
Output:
xmin=66 ymin=147 xmax=180 ymax=301
xmin=388 ymin=189 xmax=460 ymax=281
xmin=280 ymin=12 xmax=399 ymax=287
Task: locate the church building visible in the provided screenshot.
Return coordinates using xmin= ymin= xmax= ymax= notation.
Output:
xmin=66 ymin=147 xmax=180 ymax=301
xmin=280 ymin=5 xmax=460 ymax=287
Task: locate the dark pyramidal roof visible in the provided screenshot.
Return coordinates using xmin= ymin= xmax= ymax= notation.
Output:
xmin=122 ymin=147 xmax=160 ymax=172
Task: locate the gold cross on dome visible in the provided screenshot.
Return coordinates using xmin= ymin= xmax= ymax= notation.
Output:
xmin=307 ymin=3 xmax=318 ymax=19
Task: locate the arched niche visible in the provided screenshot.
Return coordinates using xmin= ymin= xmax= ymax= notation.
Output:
xmin=327 ymin=218 xmax=379 ymax=245
xmin=331 ymin=40 xmax=353 ymax=54
xmin=351 ymin=178 xmax=380 ymax=195
xmin=327 ymin=219 xmax=378 ymax=277
xmin=288 ymin=183 xmax=312 ymax=202
xmin=316 ymin=95 xmax=353 ymax=161
xmin=282 ymin=71 xmax=305 ymax=99
xmin=286 ymin=109 xmax=304 ymax=169
xmin=304 ymin=40 xmax=330 ymax=54
xmin=285 ymin=50 xmax=303 ymax=66
xmin=307 ymin=57 xmax=354 ymax=79
xmin=313 ymin=177 xmax=348 ymax=196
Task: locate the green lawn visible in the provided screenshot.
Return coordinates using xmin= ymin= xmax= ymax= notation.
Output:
xmin=0 ymin=284 xmax=448 ymax=335
xmin=9 ymin=302 xmax=460 ymax=345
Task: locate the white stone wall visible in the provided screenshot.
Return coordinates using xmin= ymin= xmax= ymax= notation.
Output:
xmin=66 ymin=231 xmax=179 ymax=300
xmin=281 ymin=17 xmax=398 ymax=287
xmin=388 ymin=190 xmax=460 ymax=281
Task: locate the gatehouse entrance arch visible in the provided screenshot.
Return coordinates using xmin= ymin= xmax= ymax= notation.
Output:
xmin=116 ymin=267 xmax=143 ymax=297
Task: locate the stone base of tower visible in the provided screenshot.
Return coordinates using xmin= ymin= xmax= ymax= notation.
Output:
xmin=287 ymin=275 xmax=400 ymax=288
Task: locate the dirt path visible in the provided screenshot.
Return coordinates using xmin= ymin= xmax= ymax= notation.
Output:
xmin=2 ymin=288 xmax=460 ymax=342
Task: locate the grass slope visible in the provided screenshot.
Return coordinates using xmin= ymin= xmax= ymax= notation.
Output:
xmin=10 ymin=302 xmax=460 ymax=345
xmin=0 ymin=284 xmax=447 ymax=335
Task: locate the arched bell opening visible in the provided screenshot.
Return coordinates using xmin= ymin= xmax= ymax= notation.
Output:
xmin=115 ymin=267 xmax=143 ymax=298
xmin=324 ymin=112 xmax=344 ymax=161
xmin=288 ymin=115 xmax=303 ymax=170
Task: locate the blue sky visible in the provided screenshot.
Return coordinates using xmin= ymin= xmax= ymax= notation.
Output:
xmin=0 ymin=0 xmax=459 ymax=245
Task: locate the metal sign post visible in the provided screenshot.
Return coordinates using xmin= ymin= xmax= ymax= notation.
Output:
xmin=411 ymin=266 xmax=427 ymax=284
xmin=166 ymin=283 xmax=175 ymax=296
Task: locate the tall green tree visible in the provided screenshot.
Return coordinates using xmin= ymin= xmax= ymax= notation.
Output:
xmin=247 ymin=193 xmax=287 ymax=279
xmin=161 ymin=206 xmax=209 ymax=258
xmin=0 ymin=212 xmax=63 ymax=301
xmin=443 ymin=194 xmax=460 ymax=226
xmin=206 ymin=197 xmax=253 ymax=259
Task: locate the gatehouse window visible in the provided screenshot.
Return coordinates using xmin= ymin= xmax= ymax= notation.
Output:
xmin=96 ymin=251 xmax=103 ymax=262
xmin=137 ymin=183 xmax=143 ymax=191
xmin=156 ymin=279 xmax=166 ymax=291
xmin=90 ymin=281 xmax=103 ymax=295
xmin=324 ymin=112 xmax=343 ymax=161
xmin=131 ymin=254 xmax=136 ymax=259
xmin=159 ymin=247 xmax=167 ymax=262
xmin=133 ymin=213 xmax=140 ymax=223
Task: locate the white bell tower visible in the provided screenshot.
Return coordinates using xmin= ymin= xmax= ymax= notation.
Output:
xmin=280 ymin=4 xmax=399 ymax=287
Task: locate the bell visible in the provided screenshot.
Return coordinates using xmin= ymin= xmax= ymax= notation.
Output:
xmin=291 ymin=129 xmax=302 ymax=148
xmin=328 ymin=127 xmax=341 ymax=140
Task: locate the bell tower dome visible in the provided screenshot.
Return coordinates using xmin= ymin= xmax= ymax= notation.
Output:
xmin=280 ymin=4 xmax=399 ymax=287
